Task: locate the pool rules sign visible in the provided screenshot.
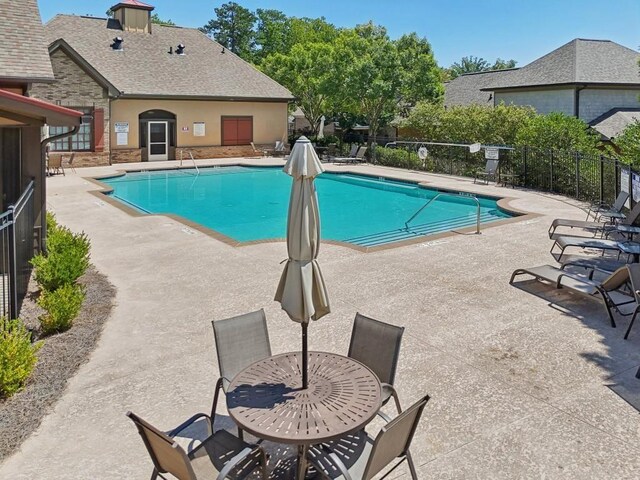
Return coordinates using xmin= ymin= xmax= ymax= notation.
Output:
xmin=484 ymin=147 xmax=499 ymax=160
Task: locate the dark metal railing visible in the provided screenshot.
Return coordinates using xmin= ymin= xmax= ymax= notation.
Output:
xmin=370 ymin=140 xmax=633 ymax=209
xmin=0 ymin=180 xmax=36 ymax=320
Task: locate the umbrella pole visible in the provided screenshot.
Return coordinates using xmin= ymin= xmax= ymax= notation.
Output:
xmin=302 ymin=323 xmax=308 ymax=389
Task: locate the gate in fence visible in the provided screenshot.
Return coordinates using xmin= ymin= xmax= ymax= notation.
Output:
xmin=0 ymin=180 xmax=36 ymax=320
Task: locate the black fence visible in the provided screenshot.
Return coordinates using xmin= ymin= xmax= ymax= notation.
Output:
xmin=0 ymin=181 xmax=36 ymax=320
xmin=369 ymin=140 xmax=632 ymax=209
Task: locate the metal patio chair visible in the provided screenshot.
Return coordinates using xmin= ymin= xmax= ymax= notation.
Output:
xmin=473 ymin=159 xmax=499 ymax=184
xmin=126 ymin=411 xmax=267 ymax=480
xmin=586 ymin=191 xmax=629 ymax=221
xmin=348 ymin=313 xmax=404 ymax=413
xmin=47 ymin=155 xmax=65 ymax=176
xmin=306 ymin=395 xmax=430 ymax=480
xmin=211 ymin=309 xmax=272 ymax=423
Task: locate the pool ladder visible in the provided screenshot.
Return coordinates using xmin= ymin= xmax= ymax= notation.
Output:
xmin=405 ymin=192 xmax=481 ymax=234
xmin=179 ymin=150 xmax=199 ymax=175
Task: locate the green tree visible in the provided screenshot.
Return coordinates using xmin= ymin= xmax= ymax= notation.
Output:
xmin=150 ymin=13 xmax=176 ymax=26
xmin=261 ymin=42 xmax=343 ymax=136
xmin=492 ymin=58 xmax=517 ymax=70
xmin=200 ymin=2 xmax=256 ymax=60
xmin=515 ymin=112 xmax=600 ymax=153
xmin=614 ymin=121 xmax=640 ymax=164
xmin=254 ymin=9 xmax=289 ymax=63
xmin=449 ymin=56 xmax=491 ymax=78
xmin=395 ymin=33 xmax=443 ymax=109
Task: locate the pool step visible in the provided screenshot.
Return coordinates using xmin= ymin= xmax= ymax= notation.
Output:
xmin=344 ymin=213 xmax=500 ymax=247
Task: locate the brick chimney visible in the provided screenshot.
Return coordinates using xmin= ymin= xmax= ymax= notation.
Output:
xmin=111 ymin=0 xmax=155 ymax=33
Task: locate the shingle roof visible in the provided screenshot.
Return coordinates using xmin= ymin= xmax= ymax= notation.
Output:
xmin=44 ymin=15 xmax=293 ymax=100
xmin=484 ymin=39 xmax=640 ymax=90
xmin=589 ymin=108 xmax=640 ymax=140
xmin=0 ymin=0 xmax=54 ymax=82
xmin=444 ymin=69 xmax=518 ymax=107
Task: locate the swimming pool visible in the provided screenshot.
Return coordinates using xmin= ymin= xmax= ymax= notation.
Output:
xmin=99 ymin=166 xmax=515 ymax=248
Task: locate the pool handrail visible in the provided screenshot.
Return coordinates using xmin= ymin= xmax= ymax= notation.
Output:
xmin=405 ymin=192 xmax=481 ymax=234
xmin=179 ymin=149 xmax=200 ymax=175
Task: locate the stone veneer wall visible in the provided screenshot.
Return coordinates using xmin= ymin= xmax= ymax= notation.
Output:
xmin=48 ymin=152 xmax=110 ymax=168
xmin=29 ymin=49 xmax=111 ymax=154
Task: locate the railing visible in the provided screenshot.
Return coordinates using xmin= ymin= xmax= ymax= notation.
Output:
xmin=179 ymin=149 xmax=199 ymax=175
xmin=405 ymin=192 xmax=481 ymax=234
xmin=0 ymin=181 xmax=36 ymax=320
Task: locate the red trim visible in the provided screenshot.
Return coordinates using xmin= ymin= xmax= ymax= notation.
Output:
xmin=93 ymin=108 xmax=105 ymax=152
xmin=0 ymin=89 xmax=83 ymax=118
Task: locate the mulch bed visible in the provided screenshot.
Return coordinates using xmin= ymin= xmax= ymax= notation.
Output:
xmin=0 ymin=266 xmax=116 ymax=460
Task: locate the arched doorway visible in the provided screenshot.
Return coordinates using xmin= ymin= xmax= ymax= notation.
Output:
xmin=139 ymin=110 xmax=176 ymax=161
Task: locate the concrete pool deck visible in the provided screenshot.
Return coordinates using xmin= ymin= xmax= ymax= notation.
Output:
xmin=2 ymin=157 xmax=640 ymax=479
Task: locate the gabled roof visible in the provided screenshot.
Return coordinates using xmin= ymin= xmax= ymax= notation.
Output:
xmin=43 ymin=15 xmax=293 ymax=101
xmin=484 ymin=39 xmax=640 ymax=91
xmin=444 ymin=69 xmax=518 ymax=107
xmin=0 ymin=0 xmax=54 ymax=83
xmin=589 ymin=108 xmax=640 ymax=140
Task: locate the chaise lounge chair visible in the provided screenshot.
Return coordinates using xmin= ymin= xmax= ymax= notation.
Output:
xmin=473 ymin=159 xmax=499 ymax=184
xmin=549 ymin=235 xmax=639 ymax=262
xmin=549 ymin=201 xmax=640 ymax=240
xmin=332 ymin=146 xmax=367 ymax=164
xmin=510 ymin=264 xmax=637 ymax=328
xmin=586 ymin=191 xmax=629 ymax=221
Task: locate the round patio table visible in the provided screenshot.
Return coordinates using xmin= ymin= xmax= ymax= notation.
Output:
xmin=227 ymin=351 xmax=382 ymax=480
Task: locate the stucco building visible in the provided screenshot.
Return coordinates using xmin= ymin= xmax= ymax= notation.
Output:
xmin=30 ymin=0 xmax=294 ymax=167
xmin=444 ymin=39 xmax=640 ymax=142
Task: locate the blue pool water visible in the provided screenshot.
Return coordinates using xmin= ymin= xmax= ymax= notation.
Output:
xmin=100 ymin=166 xmax=514 ymax=247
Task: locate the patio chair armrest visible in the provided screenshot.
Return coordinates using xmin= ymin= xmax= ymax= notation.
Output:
xmin=556 ymin=271 xmax=598 ymax=289
xmin=310 ymin=444 xmax=353 ymax=480
xmin=376 ymin=409 xmax=394 ymax=424
xmin=561 ymin=261 xmax=596 ymax=277
xmin=167 ymin=413 xmax=212 ymax=438
xmin=216 ymin=446 xmax=264 ymax=480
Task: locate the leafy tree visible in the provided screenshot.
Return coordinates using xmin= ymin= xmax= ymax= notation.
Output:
xmin=395 ymin=33 xmax=443 ymax=109
xmin=515 ymin=112 xmax=600 ymax=153
xmin=254 ymin=9 xmax=289 ymax=63
xmin=286 ymin=17 xmax=341 ymax=50
xmin=492 ymin=58 xmax=517 ymax=70
xmin=613 ymin=120 xmax=640 ymax=164
xmin=261 ymin=42 xmax=343 ymax=136
xmin=200 ymin=2 xmax=256 ymax=60
xmin=151 ymin=13 xmax=176 ymax=26
xmin=449 ymin=56 xmax=491 ymax=78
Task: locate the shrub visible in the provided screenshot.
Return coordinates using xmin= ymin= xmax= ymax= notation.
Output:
xmin=613 ymin=120 xmax=640 ymax=165
xmin=32 ymin=226 xmax=90 ymax=291
xmin=515 ymin=112 xmax=600 ymax=154
xmin=374 ymin=146 xmax=423 ymax=169
xmin=0 ymin=318 xmax=42 ymax=398
xmin=37 ymin=284 xmax=85 ymax=335
xmin=46 ymin=211 xmax=58 ymax=233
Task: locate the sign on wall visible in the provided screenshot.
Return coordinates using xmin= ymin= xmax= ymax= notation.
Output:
xmin=116 ymin=132 xmax=128 ymax=146
xmin=193 ymin=122 xmax=205 ymax=137
xmin=182 ymin=126 xmax=189 ymax=132
xmin=484 ymin=147 xmax=499 ymax=160
xmin=114 ymin=122 xmax=129 ymax=133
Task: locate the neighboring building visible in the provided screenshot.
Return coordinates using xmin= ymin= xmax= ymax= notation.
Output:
xmin=444 ymin=39 xmax=640 ymax=139
xmin=30 ymin=0 xmax=294 ymax=167
xmin=0 ymin=0 xmax=82 ymax=317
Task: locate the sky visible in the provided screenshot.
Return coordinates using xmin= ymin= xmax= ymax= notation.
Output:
xmin=38 ymin=0 xmax=640 ymax=67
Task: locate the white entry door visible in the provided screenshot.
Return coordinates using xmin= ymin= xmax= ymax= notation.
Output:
xmin=148 ymin=121 xmax=168 ymax=161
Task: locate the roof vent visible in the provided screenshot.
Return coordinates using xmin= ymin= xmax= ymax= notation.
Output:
xmin=111 ymin=37 xmax=124 ymax=51
xmin=176 ymin=44 xmax=185 ymax=55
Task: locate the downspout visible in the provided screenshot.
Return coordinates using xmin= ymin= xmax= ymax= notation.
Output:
xmin=39 ymin=125 xmax=80 ymax=251
xmin=575 ymin=84 xmax=587 ymax=120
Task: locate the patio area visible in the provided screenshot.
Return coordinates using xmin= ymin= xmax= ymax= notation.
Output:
xmin=2 ymin=157 xmax=640 ymax=479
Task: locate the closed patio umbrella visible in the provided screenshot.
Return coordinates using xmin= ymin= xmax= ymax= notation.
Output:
xmin=275 ymin=136 xmax=331 ymax=389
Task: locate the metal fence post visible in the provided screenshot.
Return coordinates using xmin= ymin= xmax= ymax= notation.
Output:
xmin=615 ymin=160 xmax=620 ymax=199
xmin=575 ymin=152 xmax=580 ymax=199
xmin=599 ymin=155 xmax=604 ymax=204
xmin=522 ymin=146 xmax=528 ymax=187
xmin=630 ymin=162 xmax=635 ymax=210
xmin=550 ymin=150 xmax=554 ymax=192
xmin=7 ymin=205 xmax=17 ymax=320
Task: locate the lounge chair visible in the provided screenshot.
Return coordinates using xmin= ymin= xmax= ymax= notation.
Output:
xmin=549 ymin=201 xmax=640 ymax=240
xmin=586 ymin=191 xmax=629 ymax=221
xmin=549 ymin=235 xmax=638 ymax=262
xmin=127 ymin=411 xmax=267 ymax=480
xmin=510 ymin=264 xmax=636 ymax=328
xmin=273 ymin=140 xmax=288 ymax=157
xmin=211 ymin=309 xmax=271 ymax=427
xmin=348 ymin=313 xmax=404 ymax=413
xmin=306 ymin=395 xmax=430 ymax=480
xmin=250 ymin=142 xmax=268 ymax=157
xmin=473 ymin=159 xmax=499 ymax=184
xmin=333 ymin=146 xmax=367 ymax=164
xmin=623 ymin=264 xmax=640 ymax=339
xmin=47 ymin=155 xmax=64 ymax=176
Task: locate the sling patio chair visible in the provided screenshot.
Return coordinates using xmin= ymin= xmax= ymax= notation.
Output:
xmin=549 ymin=201 xmax=640 ymax=241
xmin=250 ymin=142 xmax=268 ymax=158
xmin=473 ymin=159 xmax=499 ymax=184
xmin=510 ymin=264 xmax=637 ymax=328
xmin=549 ymin=235 xmax=640 ymax=262
xmin=348 ymin=313 xmax=404 ymax=413
xmin=586 ymin=191 xmax=629 ymax=221
xmin=47 ymin=155 xmax=65 ymax=176
xmin=211 ymin=309 xmax=272 ymax=425
xmin=306 ymin=395 xmax=430 ymax=480
xmin=622 ymin=263 xmax=640 ymax=339
xmin=333 ymin=146 xmax=367 ymax=164
xmin=126 ymin=411 xmax=267 ymax=480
